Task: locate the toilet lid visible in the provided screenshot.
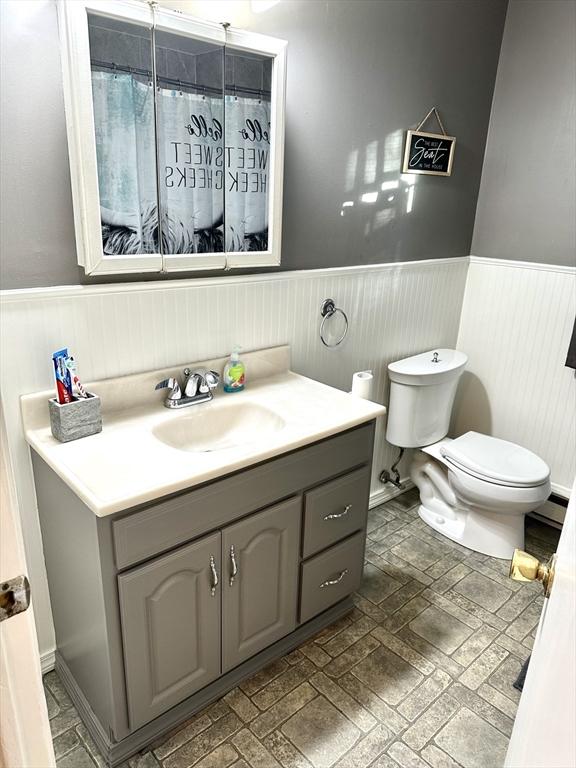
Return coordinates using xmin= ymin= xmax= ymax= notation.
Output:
xmin=440 ymin=432 xmax=550 ymax=487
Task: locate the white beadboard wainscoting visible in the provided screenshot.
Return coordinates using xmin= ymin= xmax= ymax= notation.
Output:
xmin=0 ymin=257 xmax=468 ymax=661
xmin=453 ymin=257 xmax=576 ymax=499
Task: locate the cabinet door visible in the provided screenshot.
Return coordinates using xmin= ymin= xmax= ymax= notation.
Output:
xmin=222 ymin=497 xmax=301 ymax=672
xmin=118 ymin=532 xmax=221 ymax=730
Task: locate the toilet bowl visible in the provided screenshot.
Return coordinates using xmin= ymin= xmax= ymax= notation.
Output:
xmin=411 ymin=433 xmax=551 ymax=558
xmin=386 ymin=349 xmax=551 ymax=559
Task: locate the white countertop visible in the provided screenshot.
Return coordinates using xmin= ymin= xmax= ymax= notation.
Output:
xmin=21 ymin=346 xmax=385 ymax=517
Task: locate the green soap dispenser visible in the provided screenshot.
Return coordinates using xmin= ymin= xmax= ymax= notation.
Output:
xmin=223 ymin=347 xmax=245 ymax=393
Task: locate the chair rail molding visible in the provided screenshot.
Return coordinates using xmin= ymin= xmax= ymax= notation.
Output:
xmin=469 ymin=255 xmax=576 ymax=275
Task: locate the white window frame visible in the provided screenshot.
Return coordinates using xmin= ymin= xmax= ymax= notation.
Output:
xmin=57 ymin=0 xmax=287 ymax=276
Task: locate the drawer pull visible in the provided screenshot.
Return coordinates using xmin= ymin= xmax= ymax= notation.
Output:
xmin=319 ymin=568 xmax=349 ymax=588
xmin=324 ymin=504 xmax=352 ymax=521
xmin=229 ymin=545 xmax=238 ymax=587
xmin=209 ymin=555 xmax=219 ymax=596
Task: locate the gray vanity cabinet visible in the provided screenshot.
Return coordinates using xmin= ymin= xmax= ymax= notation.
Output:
xmin=118 ymin=533 xmax=221 ymax=731
xmin=32 ymin=420 xmax=376 ymax=767
xmin=222 ymin=497 xmax=301 ymax=672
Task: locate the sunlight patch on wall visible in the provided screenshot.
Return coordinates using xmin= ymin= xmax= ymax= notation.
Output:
xmin=364 ymin=140 xmax=378 ymax=185
xmin=383 ymin=130 xmax=403 ymax=173
xmin=361 ymin=191 xmax=378 ymax=204
xmin=345 ymin=149 xmax=359 ymax=192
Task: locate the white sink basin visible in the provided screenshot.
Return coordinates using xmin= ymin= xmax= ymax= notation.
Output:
xmin=152 ymin=402 xmax=286 ymax=453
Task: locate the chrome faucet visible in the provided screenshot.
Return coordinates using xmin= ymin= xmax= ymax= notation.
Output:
xmin=155 ymin=368 xmax=220 ymax=409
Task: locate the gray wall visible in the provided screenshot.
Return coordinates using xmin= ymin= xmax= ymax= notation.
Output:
xmin=0 ymin=0 xmax=507 ymax=289
xmin=472 ymin=0 xmax=576 ymax=267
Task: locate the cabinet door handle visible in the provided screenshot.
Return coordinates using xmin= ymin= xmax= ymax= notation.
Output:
xmin=324 ymin=504 xmax=352 ymax=521
xmin=229 ymin=545 xmax=238 ymax=587
xmin=209 ymin=555 xmax=219 ymax=597
xmin=319 ymin=569 xmax=349 ymax=588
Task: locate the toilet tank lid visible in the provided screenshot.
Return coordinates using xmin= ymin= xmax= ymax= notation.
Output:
xmin=440 ymin=432 xmax=550 ymax=487
xmin=388 ymin=349 xmax=468 ymax=385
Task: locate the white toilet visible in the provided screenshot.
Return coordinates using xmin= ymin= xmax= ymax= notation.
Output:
xmin=386 ymin=349 xmax=551 ymax=559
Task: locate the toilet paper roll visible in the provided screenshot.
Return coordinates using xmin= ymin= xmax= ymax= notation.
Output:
xmin=351 ymin=370 xmax=373 ymax=400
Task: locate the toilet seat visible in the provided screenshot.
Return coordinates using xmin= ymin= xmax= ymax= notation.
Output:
xmin=439 ymin=431 xmax=550 ymax=488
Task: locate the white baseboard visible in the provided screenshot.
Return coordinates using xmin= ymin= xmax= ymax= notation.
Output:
xmin=369 ymin=478 xmax=414 ymax=509
xmin=40 ymin=648 xmax=55 ymax=674
xmin=551 ymin=482 xmax=572 ymax=500
xmin=530 ymin=497 xmax=567 ymax=528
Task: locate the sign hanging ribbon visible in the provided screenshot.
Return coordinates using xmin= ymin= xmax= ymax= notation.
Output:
xmin=416 ymin=106 xmax=448 ymax=136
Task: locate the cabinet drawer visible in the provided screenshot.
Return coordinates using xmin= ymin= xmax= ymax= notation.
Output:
xmin=299 ymin=532 xmax=364 ymax=624
xmin=113 ymin=421 xmax=375 ymax=570
xmin=302 ymin=466 xmax=370 ymax=558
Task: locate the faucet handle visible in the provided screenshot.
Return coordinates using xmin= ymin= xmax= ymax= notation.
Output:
xmin=184 ymin=368 xmax=219 ymax=396
xmin=197 ymin=369 xmax=219 ymax=392
xmin=155 ymin=377 xmax=182 ymax=401
xmin=204 ymin=370 xmax=220 ymax=390
xmin=183 ymin=368 xmax=201 ymax=397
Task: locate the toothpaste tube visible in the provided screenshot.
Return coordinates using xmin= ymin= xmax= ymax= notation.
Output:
xmin=52 ymin=348 xmax=74 ymax=404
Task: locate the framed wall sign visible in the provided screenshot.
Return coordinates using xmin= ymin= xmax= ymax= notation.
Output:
xmin=402 ymin=108 xmax=456 ymax=177
xmin=402 ymin=130 xmax=456 ymax=176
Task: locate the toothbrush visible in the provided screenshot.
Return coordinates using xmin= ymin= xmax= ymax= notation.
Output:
xmin=66 ymin=357 xmax=88 ymax=399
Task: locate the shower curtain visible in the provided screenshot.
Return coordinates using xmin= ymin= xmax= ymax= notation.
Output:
xmin=91 ymin=72 xmax=270 ymax=255
xmin=224 ymin=95 xmax=271 ymax=252
xmin=156 ymin=88 xmax=224 ymax=253
xmin=91 ymin=71 xmax=157 ymax=254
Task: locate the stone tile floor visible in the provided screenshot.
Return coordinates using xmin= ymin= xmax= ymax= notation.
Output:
xmin=44 ymin=488 xmax=560 ymax=768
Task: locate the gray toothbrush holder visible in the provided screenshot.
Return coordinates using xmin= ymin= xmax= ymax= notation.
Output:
xmin=49 ymin=393 xmax=102 ymax=443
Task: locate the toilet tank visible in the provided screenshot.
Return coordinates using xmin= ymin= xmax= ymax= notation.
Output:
xmin=386 ymin=349 xmax=468 ymax=448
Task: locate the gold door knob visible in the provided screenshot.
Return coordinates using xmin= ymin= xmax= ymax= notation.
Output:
xmin=509 ymin=549 xmax=556 ymax=598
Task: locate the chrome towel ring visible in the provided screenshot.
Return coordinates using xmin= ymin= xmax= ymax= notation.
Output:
xmin=320 ymin=298 xmax=349 ymax=347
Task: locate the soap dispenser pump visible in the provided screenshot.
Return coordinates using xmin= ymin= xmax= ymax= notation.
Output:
xmin=223 ymin=347 xmax=245 ymax=393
